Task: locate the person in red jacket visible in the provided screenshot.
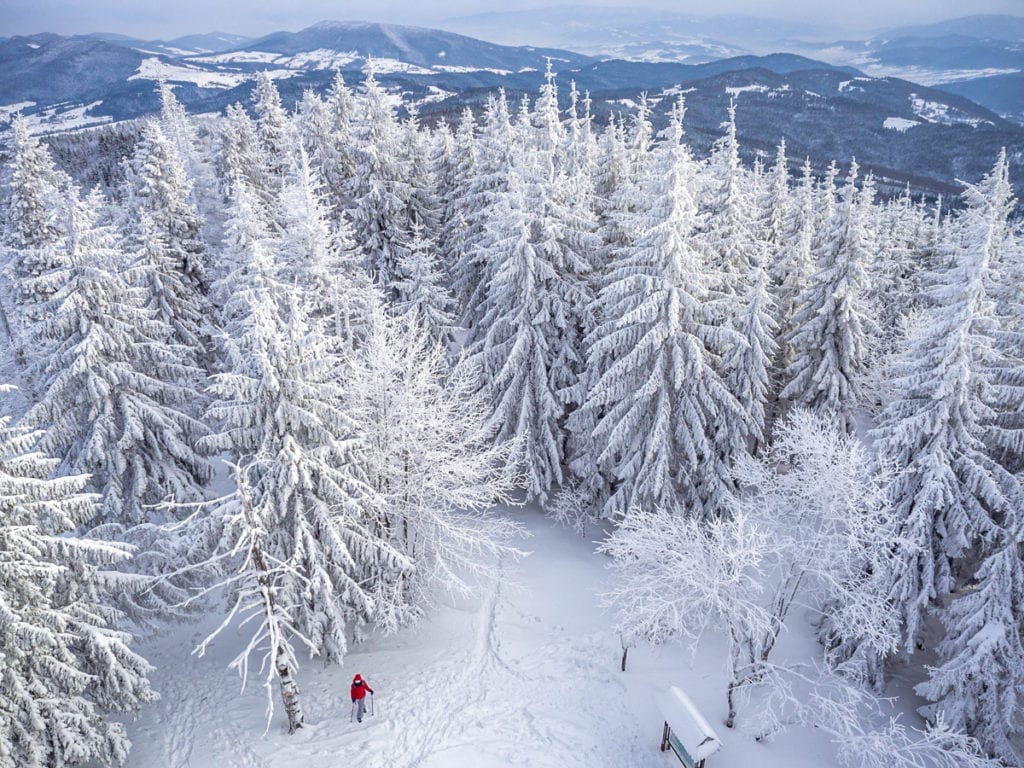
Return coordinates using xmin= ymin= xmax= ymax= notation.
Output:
xmin=350 ymin=674 xmax=374 ymax=722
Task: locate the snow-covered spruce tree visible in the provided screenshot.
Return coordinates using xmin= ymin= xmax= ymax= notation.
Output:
xmin=468 ymin=165 xmax=564 ymax=503
xmin=1 ymin=114 xmax=68 ymax=355
xmin=395 ymin=220 xmax=456 ymax=345
xmin=348 ymin=68 xmax=415 ymax=298
xmin=295 ymin=88 xmax=330 ymax=165
xmin=402 ymin=106 xmax=442 ymax=244
xmin=322 ymin=71 xmax=359 ymax=214
xmin=563 ymin=82 xmax=599 ymax=191
xmin=701 ymin=101 xmax=759 ymax=282
xmin=458 ymin=91 xmax=517 ymax=326
xmin=294 ymin=78 xmax=358 ymax=223
xmin=761 ymin=139 xmax=791 ymax=264
xmin=770 ymin=158 xmax=816 ymax=400
xmin=197 ymin=272 xmax=404 ymax=732
xmin=971 ymin=150 xmax=1024 ymax=472
xmin=916 ymin=505 xmax=1024 ymax=765
xmin=596 ymin=96 xmax=655 ymax=273
xmin=601 ymin=409 xmax=897 ymax=729
xmin=888 ymin=156 xmax=1024 ymax=762
xmin=251 ymin=71 xmax=294 ymax=191
xmin=344 ymin=305 xmax=522 ymax=631
xmin=780 ymin=162 xmax=878 ymax=431
xmin=593 ymin=112 xmax=630 ymax=219
xmin=219 ymin=102 xmax=266 ymax=207
xmin=723 ymin=263 xmax=778 ymax=454
xmin=523 ymin=68 xmax=599 ymax=454
xmin=438 ymin=108 xmax=479 ymax=306
xmin=210 ymin=170 xmax=276 ymax=335
xmin=273 ymin=145 xmax=373 ymax=349
xmin=564 ymin=103 xmax=655 ymax=511
xmin=866 ymin=165 xmax=1022 ymax=662
xmin=0 ymin=399 xmax=156 ymax=768
xmin=121 ymin=120 xmax=211 ymax=364
xmin=21 ymin=185 xmax=210 ymax=531
xmin=869 ymin=186 xmax=924 ymax=346
xmin=578 ymin=100 xmax=743 ymax=520
xmin=156 ymin=81 xmax=216 ymax=216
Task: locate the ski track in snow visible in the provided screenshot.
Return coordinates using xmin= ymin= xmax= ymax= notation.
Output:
xmin=382 ymin=572 xmax=506 ymax=767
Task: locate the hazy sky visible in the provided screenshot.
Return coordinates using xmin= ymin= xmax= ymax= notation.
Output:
xmin=2 ymin=0 xmax=1022 ymax=39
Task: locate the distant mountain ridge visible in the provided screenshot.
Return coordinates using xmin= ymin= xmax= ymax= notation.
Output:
xmin=438 ymin=7 xmax=1024 ymax=122
xmin=1 ymin=19 xmax=1021 ymax=206
xmin=237 ymin=20 xmax=593 ymax=70
xmin=878 ymin=14 xmax=1024 ymax=42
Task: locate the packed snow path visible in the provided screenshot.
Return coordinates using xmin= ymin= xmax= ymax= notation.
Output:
xmin=124 ymin=509 xmax=837 ymax=768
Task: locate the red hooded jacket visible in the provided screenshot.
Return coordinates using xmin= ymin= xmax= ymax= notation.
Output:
xmin=351 ymin=676 xmax=373 ymax=701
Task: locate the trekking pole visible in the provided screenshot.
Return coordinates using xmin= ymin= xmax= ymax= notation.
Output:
xmin=370 ymin=693 xmax=375 ymax=717
xmin=350 ymin=701 xmax=355 ymax=723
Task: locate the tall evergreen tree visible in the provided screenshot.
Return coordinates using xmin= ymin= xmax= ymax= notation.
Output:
xmin=469 ymin=167 xmax=563 ymax=502
xmin=274 ymin=145 xmax=372 ymax=349
xmin=2 ymin=115 xmax=68 ymax=355
xmin=577 ymin=101 xmax=742 ymax=520
xmin=122 ymin=120 xmax=210 ymax=360
xmin=349 ymin=69 xmax=415 ymax=298
xmin=459 ymin=91 xmax=516 ymax=326
xmin=22 ymin=185 xmax=209 ymax=528
xmin=917 ymin=507 xmax=1024 ymax=765
xmin=395 ymin=220 xmax=455 ymax=345
xmin=251 ymin=71 xmax=293 ymax=190
xmin=0 ymin=402 xmax=156 ymax=768
xmin=869 ymin=162 xmax=1021 ymax=658
xmin=199 ymin=269 xmax=403 ymax=731
xmin=781 ymin=163 xmax=877 ymax=430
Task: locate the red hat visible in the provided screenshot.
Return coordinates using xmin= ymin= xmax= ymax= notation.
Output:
xmin=353 ymin=674 xmax=362 ymax=681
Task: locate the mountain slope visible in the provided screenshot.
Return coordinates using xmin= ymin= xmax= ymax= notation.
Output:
xmin=0 ymin=35 xmax=148 ymax=105
xmin=938 ymin=71 xmax=1024 ymax=124
xmin=233 ymin=20 xmax=593 ymax=70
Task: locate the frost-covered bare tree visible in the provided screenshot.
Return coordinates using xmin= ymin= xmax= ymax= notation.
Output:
xmin=602 ymin=410 xmax=897 ymax=728
xmin=344 ymin=305 xmax=522 ymax=631
xmin=749 ymin=663 xmax=1001 ymax=768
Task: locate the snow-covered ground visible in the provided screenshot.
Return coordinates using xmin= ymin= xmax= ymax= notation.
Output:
xmin=123 ymin=508 xmax=853 ymax=768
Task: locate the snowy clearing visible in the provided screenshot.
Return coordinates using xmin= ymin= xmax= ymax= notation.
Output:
xmin=130 ymin=58 xmax=250 ymax=88
xmin=434 ymin=65 xmax=514 ymax=75
xmin=0 ymin=101 xmax=37 ymax=123
xmin=124 ymin=510 xmax=880 ymax=768
xmin=130 ymin=58 xmax=302 ymax=87
xmin=17 ymin=100 xmax=112 ymax=134
xmin=191 ymin=50 xmax=283 ymax=64
xmin=725 ymin=84 xmax=769 ymax=98
xmin=909 ymin=94 xmax=990 ymax=127
xmin=884 ymin=117 xmax=922 ymax=131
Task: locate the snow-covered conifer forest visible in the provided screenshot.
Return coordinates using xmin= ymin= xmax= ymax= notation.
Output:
xmin=1 ymin=66 xmax=1022 ymax=768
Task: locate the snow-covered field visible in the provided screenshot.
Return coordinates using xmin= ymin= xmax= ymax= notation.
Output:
xmin=124 ymin=508 xmax=846 ymax=768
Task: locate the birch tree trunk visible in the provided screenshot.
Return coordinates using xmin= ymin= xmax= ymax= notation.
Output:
xmin=246 ymin=495 xmax=305 ymax=734
xmin=275 ymin=651 xmax=305 ymax=734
